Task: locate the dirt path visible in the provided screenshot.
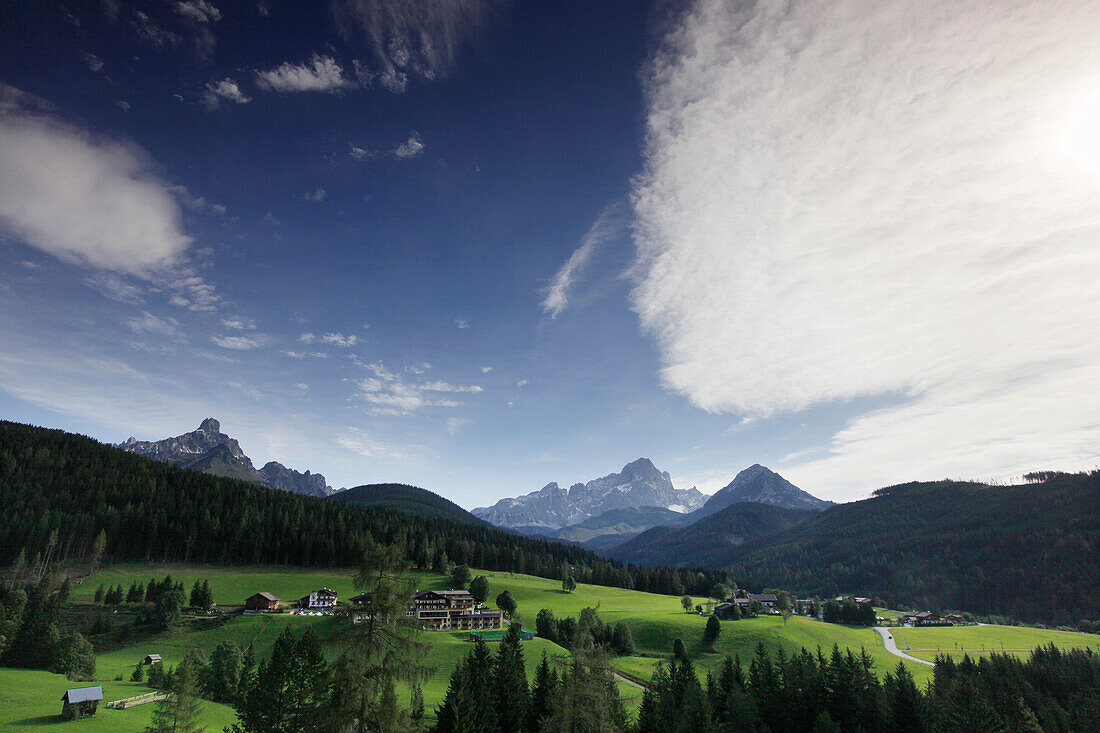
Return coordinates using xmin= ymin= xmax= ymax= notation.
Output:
xmin=873 ymin=627 xmax=934 ymax=667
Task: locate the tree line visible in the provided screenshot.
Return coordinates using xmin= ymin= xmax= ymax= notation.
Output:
xmin=0 ymin=420 xmax=729 ymax=598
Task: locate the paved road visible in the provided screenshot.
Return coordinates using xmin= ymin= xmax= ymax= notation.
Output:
xmin=612 ymin=672 xmax=647 ymax=690
xmin=873 ymin=627 xmax=934 ymax=666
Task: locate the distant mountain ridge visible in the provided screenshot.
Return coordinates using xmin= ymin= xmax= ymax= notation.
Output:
xmin=472 ymin=458 xmax=706 ymax=529
xmin=119 ymin=418 xmax=332 ymax=497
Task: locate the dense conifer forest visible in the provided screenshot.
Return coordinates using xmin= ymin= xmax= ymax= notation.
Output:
xmin=0 ymin=421 xmax=727 ymax=596
xmin=724 ymin=474 xmax=1100 ymax=625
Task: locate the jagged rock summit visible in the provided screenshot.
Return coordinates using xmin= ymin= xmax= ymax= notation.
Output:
xmin=697 ymin=464 xmax=832 ymax=515
xmin=472 ymin=458 xmax=706 ymax=530
xmin=119 ymin=418 xmax=332 ymax=497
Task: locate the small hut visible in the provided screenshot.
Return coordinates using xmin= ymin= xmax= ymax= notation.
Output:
xmin=61 ymin=686 xmax=103 ymax=720
xmin=143 ymin=654 xmax=162 ymax=665
xmin=244 ymin=592 xmax=280 ymax=611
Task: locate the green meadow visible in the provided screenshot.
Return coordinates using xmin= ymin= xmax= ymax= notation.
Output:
xmin=890 ymin=624 xmax=1100 ymax=654
xmin=5 ymin=563 xmax=1099 ymax=730
xmin=0 ymin=668 xmax=236 ymax=731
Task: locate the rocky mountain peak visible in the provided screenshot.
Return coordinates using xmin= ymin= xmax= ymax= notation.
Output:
xmin=118 ymin=420 xmax=331 ymax=497
xmin=473 ymin=458 xmax=707 ymax=530
xmin=699 ymin=464 xmax=833 ymax=515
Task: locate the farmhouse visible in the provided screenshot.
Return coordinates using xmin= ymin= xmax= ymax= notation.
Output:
xmin=747 ymin=593 xmax=778 ymax=608
xmin=406 ymin=589 xmax=503 ymax=631
xmin=244 ymin=592 xmax=280 ymax=612
xmin=901 ymin=611 xmax=951 ymax=626
xmin=298 ymin=588 xmax=338 ymax=609
xmin=143 ymin=654 xmax=162 ymax=665
xmin=61 ymin=686 xmax=102 ymax=720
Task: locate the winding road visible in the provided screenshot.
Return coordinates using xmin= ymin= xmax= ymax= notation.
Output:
xmin=872 ymin=627 xmax=934 ymax=666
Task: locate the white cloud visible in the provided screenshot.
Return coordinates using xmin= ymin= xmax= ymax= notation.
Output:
xmin=202 ymin=78 xmax=250 ymax=110
xmin=516 ymin=379 xmax=527 ymax=387
xmin=543 ymin=202 xmax=623 ymax=317
xmin=220 ymin=316 xmax=255 ymax=330
xmin=296 ymin=382 xmax=309 ymax=391
xmin=167 ymin=269 xmax=219 ymax=312
xmin=300 ymin=331 xmax=359 ymax=347
xmin=283 ymin=350 xmax=328 ymax=358
xmin=256 ymin=55 xmax=355 ymax=93
xmin=480 ymin=366 xmax=492 ymax=373
xmin=446 ymin=417 xmax=467 ymax=436
xmin=353 ymin=361 xmax=480 ymax=415
xmin=0 ymin=89 xmax=192 ymax=273
xmin=331 ymin=0 xmax=499 ymax=94
xmin=174 ymin=1 xmax=222 ymax=23
xmin=301 ymin=188 xmax=327 ymax=201
xmin=349 ymin=145 xmax=373 ymax=161
xmin=212 ymin=334 xmax=267 ymax=350
xmin=633 ymin=0 xmax=1100 ymax=498
xmin=84 ymin=54 xmax=104 ymax=73
xmin=336 ymin=428 xmax=418 ymax=460
xmin=126 ymin=311 xmax=180 ymax=338
xmin=454 ymin=318 xmax=469 ymax=329
xmin=84 ymin=273 xmax=146 ymax=305
xmin=394 ymin=132 xmax=424 ymax=158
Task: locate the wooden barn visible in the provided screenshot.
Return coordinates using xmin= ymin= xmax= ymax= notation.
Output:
xmin=143 ymin=654 xmax=162 ymax=665
xmin=61 ymin=686 xmax=102 ymax=720
xmin=244 ymin=592 xmax=280 ymax=611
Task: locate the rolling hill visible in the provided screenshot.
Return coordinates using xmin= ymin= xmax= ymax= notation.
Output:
xmin=606 ymin=501 xmax=815 ymax=567
xmin=331 ymin=483 xmax=488 ymax=525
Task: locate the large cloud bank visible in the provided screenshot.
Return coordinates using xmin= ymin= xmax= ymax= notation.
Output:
xmin=632 ymin=0 xmax=1100 ymax=495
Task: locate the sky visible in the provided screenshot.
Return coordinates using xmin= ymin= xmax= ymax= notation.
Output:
xmin=1 ymin=0 xmax=1098 ymax=508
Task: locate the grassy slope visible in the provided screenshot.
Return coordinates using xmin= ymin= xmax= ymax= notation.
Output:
xmin=12 ymin=563 xmax=1098 ymax=731
xmin=0 ymin=668 xmax=236 ymax=731
xmin=891 ymin=624 xmax=1100 ymax=653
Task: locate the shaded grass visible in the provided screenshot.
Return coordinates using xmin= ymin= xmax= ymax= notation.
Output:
xmin=0 ymin=668 xmax=236 ymax=731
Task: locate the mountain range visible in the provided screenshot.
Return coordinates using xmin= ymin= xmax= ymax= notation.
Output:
xmin=472 ymin=457 xmax=706 ymax=529
xmin=119 ymin=418 xmax=332 ymax=497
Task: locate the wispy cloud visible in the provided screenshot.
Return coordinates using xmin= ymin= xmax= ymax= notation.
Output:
xmin=542 ymin=202 xmax=623 ymax=318
xmin=480 ymin=366 xmax=493 ymax=373
xmin=212 ymin=334 xmax=267 ymax=350
xmin=454 ymin=318 xmax=469 ymax=329
xmin=126 ymin=311 xmax=181 ymax=338
xmin=202 ymin=78 xmax=250 ymax=110
xmin=331 ymin=0 xmax=501 ymax=94
xmin=349 ymin=145 xmax=373 ymax=161
xmin=354 ymin=361 xmax=481 ymax=415
xmin=633 ymin=0 xmax=1100 ymax=498
xmin=174 ymin=0 xmax=221 ymax=23
xmin=84 ymin=273 xmax=146 ymax=305
xmin=220 ymin=316 xmax=255 ymax=330
xmin=300 ymin=331 xmax=359 ymax=347
xmin=256 ymin=55 xmax=355 ymax=93
xmin=337 ymin=427 xmax=419 ymax=460
xmin=393 ymin=132 xmax=424 ymax=158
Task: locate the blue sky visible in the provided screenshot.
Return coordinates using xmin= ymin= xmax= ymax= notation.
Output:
xmin=2 ymin=0 xmax=1098 ymax=508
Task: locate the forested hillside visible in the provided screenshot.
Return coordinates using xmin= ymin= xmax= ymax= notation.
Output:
xmin=0 ymin=421 xmax=726 ymax=596
xmin=331 ymin=483 xmax=487 ymax=525
xmin=606 ymin=502 xmax=815 ymax=567
xmin=727 ymin=474 xmax=1100 ymax=624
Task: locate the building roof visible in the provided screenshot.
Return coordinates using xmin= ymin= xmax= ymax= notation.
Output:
xmin=465 ymin=612 xmax=503 ymax=618
xmin=412 ymin=589 xmax=473 ymax=599
xmin=349 ymin=592 xmax=370 ymax=603
xmin=249 ymin=592 xmax=279 ymax=601
xmin=145 ymin=654 xmax=162 ymax=662
xmin=62 ymin=686 xmax=103 ymax=703
xmin=310 ymin=588 xmax=337 ymax=595
xmin=748 ymin=593 xmax=777 ymax=602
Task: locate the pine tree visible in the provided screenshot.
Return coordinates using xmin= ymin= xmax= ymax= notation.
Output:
xmin=495 ymin=624 xmax=528 ymax=732
xmin=146 ymin=661 xmax=206 ymax=733
xmin=131 ymin=663 xmax=145 ymax=682
xmin=94 ymin=584 xmax=104 ymax=604
xmin=672 ymin=638 xmax=687 ymax=661
xmin=703 ymin=616 xmax=721 ymax=648
xmin=326 ymin=543 xmax=432 ymax=731
xmin=469 ymin=576 xmax=490 ymax=603
xmin=90 ymin=529 xmax=107 ymax=573
xmin=527 ymin=654 xmax=558 ymax=733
